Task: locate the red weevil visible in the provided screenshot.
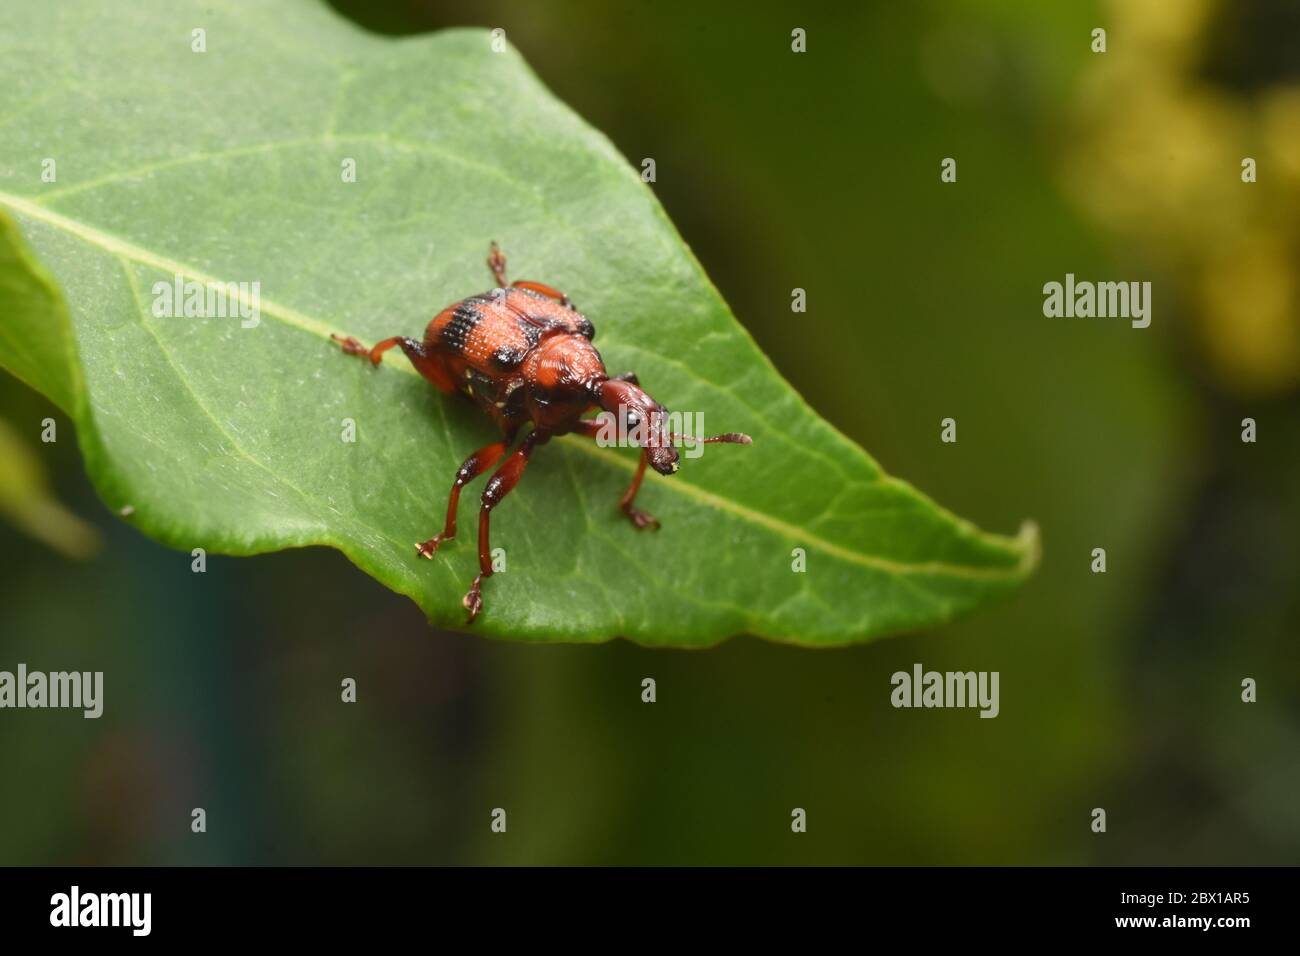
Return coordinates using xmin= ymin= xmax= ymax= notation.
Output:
xmin=332 ymin=244 xmax=751 ymax=621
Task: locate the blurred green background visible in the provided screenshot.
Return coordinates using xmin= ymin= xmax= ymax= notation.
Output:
xmin=2 ymin=0 xmax=1297 ymax=864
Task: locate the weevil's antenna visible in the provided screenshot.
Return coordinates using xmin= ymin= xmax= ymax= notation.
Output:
xmin=668 ymin=432 xmax=752 ymax=445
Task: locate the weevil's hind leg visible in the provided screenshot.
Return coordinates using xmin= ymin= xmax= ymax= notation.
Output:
xmin=416 ymin=439 xmax=511 ymax=560
xmin=510 ymin=280 xmax=574 ymax=310
xmin=571 ymin=420 xmax=659 ymax=530
xmin=489 ymin=241 xmax=575 ymax=308
xmin=463 ymin=430 xmax=549 ymax=622
xmin=487 ymin=242 xmax=509 ymax=287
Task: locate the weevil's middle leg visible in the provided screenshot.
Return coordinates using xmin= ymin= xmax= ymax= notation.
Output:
xmin=571 ymin=419 xmax=659 ymax=530
xmin=332 ymin=332 xmax=458 ymax=392
xmin=463 ymin=429 xmax=548 ymax=622
xmin=416 ymin=439 xmax=511 ymax=559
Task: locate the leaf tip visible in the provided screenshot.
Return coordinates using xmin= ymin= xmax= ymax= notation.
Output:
xmin=1014 ymin=519 xmax=1041 ymax=576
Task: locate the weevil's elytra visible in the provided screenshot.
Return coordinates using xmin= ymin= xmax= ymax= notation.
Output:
xmin=331 ymin=243 xmax=751 ymax=623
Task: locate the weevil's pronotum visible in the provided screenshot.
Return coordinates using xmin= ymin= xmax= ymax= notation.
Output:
xmin=332 ymin=244 xmax=751 ymax=621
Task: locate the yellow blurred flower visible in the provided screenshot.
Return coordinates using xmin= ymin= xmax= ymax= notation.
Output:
xmin=1062 ymin=0 xmax=1300 ymax=395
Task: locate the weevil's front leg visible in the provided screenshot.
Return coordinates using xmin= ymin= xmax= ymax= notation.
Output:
xmin=416 ymin=439 xmax=511 ymax=559
xmin=571 ymin=419 xmax=659 ymax=530
xmin=618 ymin=449 xmax=659 ymax=530
xmin=463 ymin=430 xmax=549 ymax=621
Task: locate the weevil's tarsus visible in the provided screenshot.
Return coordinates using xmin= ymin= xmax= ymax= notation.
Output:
xmin=487 ymin=241 xmax=508 ymax=288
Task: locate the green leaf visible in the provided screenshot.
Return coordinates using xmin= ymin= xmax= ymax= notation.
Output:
xmin=0 ymin=211 xmax=81 ymax=415
xmin=0 ymin=0 xmax=1037 ymax=646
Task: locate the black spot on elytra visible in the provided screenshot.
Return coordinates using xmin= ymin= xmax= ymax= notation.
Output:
xmin=491 ymin=345 xmax=524 ymax=370
xmin=440 ymin=302 xmax=483 ymax=354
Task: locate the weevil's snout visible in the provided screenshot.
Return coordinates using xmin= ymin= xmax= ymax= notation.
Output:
xmin=597 ymin=378 xmax=680 ymax=475
xmin=635 ymin=409 xmax=679 ymax=474
xmin=646 ymin=442 xmax=680 ymax=476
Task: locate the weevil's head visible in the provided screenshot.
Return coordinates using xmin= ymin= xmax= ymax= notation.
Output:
xmin=596 ymin=378 xmax=680 ymax=475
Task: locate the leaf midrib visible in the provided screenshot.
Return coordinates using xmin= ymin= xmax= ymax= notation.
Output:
xmin=0 ymin=188 xmax=1035 ymax=581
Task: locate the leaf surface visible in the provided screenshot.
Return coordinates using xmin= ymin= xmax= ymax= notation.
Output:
xmin=0 ymin=0 xmax=1037 ymax=645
